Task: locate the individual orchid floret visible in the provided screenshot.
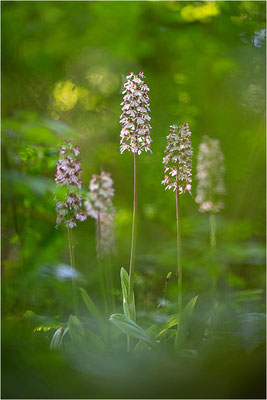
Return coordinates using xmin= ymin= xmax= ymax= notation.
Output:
xmin=85 ymin=171 xmax=115 ymax=219
xmin=55 ymin=140 xmax=87 ymax=228
xmin=195 ymin=136 xmax=225 ymax=213
xmin=161 ymin=123 xmax=193 ymax=194
xmin=119 ymin=71 xmax=152 ymax=155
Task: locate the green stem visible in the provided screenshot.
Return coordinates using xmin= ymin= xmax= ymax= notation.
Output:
xmin=107 ymin=258 xmax=116 ymax=313
xmin=210 ymin=213 xmax=217 ymax=295
xmin=67 ymin=226 xmax=79 ymax=317
xmin=129 ymin=152 xmax=138 ymax=319
xmin=175 ymin=185 xmax=182 ymax=349
xmin=97 ymin=215 xmax=108 ymax=314
xmin=210 ymin=213 xmax=216 ymax=248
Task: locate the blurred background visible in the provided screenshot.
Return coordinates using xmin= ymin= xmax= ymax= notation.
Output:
xmin=1 ymin=1 xmax=266 ymax=398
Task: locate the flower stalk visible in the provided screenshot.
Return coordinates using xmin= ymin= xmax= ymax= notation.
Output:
xmin=195 ymin=136 xmax=225 ymax=248
xmin=85 ymin=171 xmax=116 ymax=313
xmin=67 ymin=226 xmax=79 ymax=317
xmin=120 ymin=71 xmax=152 ymax=323
xmin=210 ymin=213 xmax=216 ymax=248
xmin=175 ymin=178 xmax=182 ymax=332
xmin=162 ymin=123 xmax=193 ymax=349
xmin=129 ymin=152 xmax=138 ymax=312
xmin=55 ymin=140 xmax=87 ymax=316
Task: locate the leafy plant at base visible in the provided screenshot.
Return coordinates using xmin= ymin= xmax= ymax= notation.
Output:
xmin=109 ymin=313 xmax=158 ymax=350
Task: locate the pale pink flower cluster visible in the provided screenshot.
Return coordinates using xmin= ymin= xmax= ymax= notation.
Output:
xmin=195 ymin=136 xmax=225 ymax=213
xmin=85 ymin=171 xmax=115 ymax=219
xmin=162 ymin=123 xmax=193 ymax=194
xmin=55 ymin=141 xmax=82 ymax=188
xmin=55 ymin=140 xmax=87 ymax=228
xmin=99 ymin=209 xmax=116 ymax=256
xmin=120 ymin=72 xmax=152 ymax=154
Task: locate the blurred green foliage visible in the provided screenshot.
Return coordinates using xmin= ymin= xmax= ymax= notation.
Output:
xmin=1 ymin=1 xmax=266 ymax=398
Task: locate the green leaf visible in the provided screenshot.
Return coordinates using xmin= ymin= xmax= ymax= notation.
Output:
xmin=135 ymin=324 xmax=159 ymax=351
xmin=84 ymin=329 xmax=106 ymax=352
xmin=175 ymin=295 xmax=199 ymax=349
xmin=79 ymin=287 xmax=102 ymax=320
xmin=135 ymin=314 xmax=179 ymax=350
xmin=68 ymin=314 xmax=105 ymax=351
xmin=68 ymin=315 xmax=85 ymax=342
xmin=79 ymin=287 xmax=107 ymax=341
xmin=120 ymin=267 xmax=136 ymax=321
xmin=109 ymin=313 xmax=158 ymax=350
xmin=50 ymin=327 xmax=69 ymax=350
xmin=183 ymin=295 xmax=199 ymax=321
xmin=157 ymin=314 xmax=179 ymax=338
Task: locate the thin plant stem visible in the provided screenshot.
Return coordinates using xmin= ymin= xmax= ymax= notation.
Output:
xmin=67 ymin=226 xmax=79 ymax=317
xmin=210 ymin=213 xmax=217 ymax=296
xmin=126 ymin=152 xmax=138 ymax=351
xmin=107 ymin=258 xmax=116 ymax=313
xmin=175 ymin=183 xmax=182 ymax=349
xmin=97 ymin=214 xmax=108 ymax=314
xmin=129 ymin=152 xmax=138 ymax=318
xmin=210 ymin=213 xmax=216 ymax=248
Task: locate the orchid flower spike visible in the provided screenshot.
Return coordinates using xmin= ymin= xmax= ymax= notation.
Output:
xmin=162 ymin=123 xmax=193 ymax=194
xmin=85 ymin=171 xmax=115 ymax=219
xmin=119 ymin=71 xmax=152 ymax=155
xmin=195 ymin=136 xmax=225 ymax=213
xmin=55 ymin=140 xmax=87 ymax=228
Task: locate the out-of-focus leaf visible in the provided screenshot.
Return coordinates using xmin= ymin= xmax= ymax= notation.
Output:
xmin=157 ymin=314 xmax=179 ymax=337
xmin=68 ymin=315 xmax=85 ymax=342
xmin=134 ymin=324 xmax=159 ymax=351
xmin=79 ymin=287 xmax=107 ymax=341
xmin=109 ymin=313 xmax=158 ymax=350
xmin=184 ymin=295 xmax=199 ymax=321
xmin=120 ymin=267 xmax=136 ymax=321
xmin=50 ymin=326 xmax=69 ymax=350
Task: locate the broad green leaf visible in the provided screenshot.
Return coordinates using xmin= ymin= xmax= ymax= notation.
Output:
xmin=183 ymin=295 xmax=199 ymax=321
xmin=120 ymin=267 xmax=136 ymax=321
xmin=175 ymin=295 xmax=199 ymax=349
xmin=79 ymin=287 xmax=102 ymax=320
xmin=68 ymin=314 xmax=105 ymax=351
xmin=79 ymin=287 xmax=107 ymax=341
xmin=157 ymin=314 xmax=179 ymax=337
xmin=84 ymin=329 xmax=106 ymax=352
xmin=59 ymin=327 xmax=69 ymax=348
xmin=135 ymin=324 xmax=159 ymax=351
xmin=110 ymin=313 xmax=158 ymax=350
xmin=50 ymin=327 xmax=68 ymax=350
xmin=135 ymin=314 xmax=179 ymax=350
xmin=68 ymin=315 xmax=85 ymax=341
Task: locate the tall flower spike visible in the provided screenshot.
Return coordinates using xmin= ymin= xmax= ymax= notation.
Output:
xmin=85 ymin=171 xmax=115 ymax=219
xmin=120 ymin=71 xmax=152 ymax=154
xmin=195 ymin=136 xmax=225 ymax=213
xmin=162 ymin=123 xmax=193 ymax=194
xmin=55 ymin=140 xmax=87 ymax=228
